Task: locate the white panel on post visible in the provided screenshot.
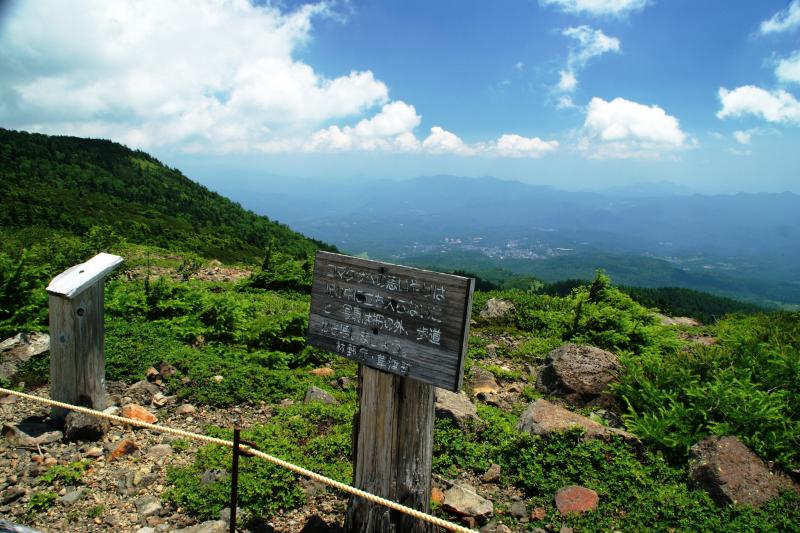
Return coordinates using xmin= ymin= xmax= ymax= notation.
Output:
xmin=46 ymin=252 xmax=124 ymax=299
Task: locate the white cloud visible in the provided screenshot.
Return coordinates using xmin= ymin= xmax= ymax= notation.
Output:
xmin=0 ymin=0 xmax=389 ymax=152
xmin=717 ymin=86 xmax=800 ymax=124
xmin=555 ymin=26 xmax=620 ymax=96
xmin=557 ymin=96 xmax=579 ymax=110
xmin=733 ymin=130 xmax=753 ymax=145
xmin=422 ymin=127 xmax=473 ymax=155
xmin=539 ymin=0 xmax=648 ymax=17
xmin=492 ymin=134 xmax=560 ymax=157
xmin=579 ymin=96 xmax=691 ymax=158
xmin=776 ymin=51 xmax=800 ymax=85
xmin=760 ymin=0 xmax=800 ymax=34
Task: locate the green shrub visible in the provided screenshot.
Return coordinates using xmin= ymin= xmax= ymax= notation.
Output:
xmin=39 ymin=460 xmax=90 ymax=486
xmin=27 ymin=490 xmax=58 ymax=514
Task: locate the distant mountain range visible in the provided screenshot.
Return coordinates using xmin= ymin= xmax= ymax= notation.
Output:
xmin=209 ymin=174 xmax=800 ymax=307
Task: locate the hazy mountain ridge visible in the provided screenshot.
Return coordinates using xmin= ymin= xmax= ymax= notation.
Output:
xmin=211 ymin=174 xmax=800 ymax=306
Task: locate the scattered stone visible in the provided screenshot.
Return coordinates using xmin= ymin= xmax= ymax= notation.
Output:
xmin=110 ymin=438 xmax=139 ymax=461
xmin=0 ymin=393 xmax=17 ymax=404
xmin=145 ymin=367 xmax=160 ymax=382
xmin=443 ymin=483 xmax=493 ymax=518
xmin=304 ymin=386 xmax=338 ymax=405
xmin=537 ymin=344 xmax=620 ymax=397
xmin=481 ymin=463 xmax=501 ymax=483
xmin=175 ymin=404 xmax=197 ymax=415
xmin=172 ymin=520 xmax=227 ymax=533
xmin=103 ymin=405 xmax=120 ymax=417
xmin=151 ymin=393 xmax=175 ymax=408
xmin=471 ymin=367 xmax=500 ymax=395
xmin=159 ymin=362 xmax=177 ymax=378
xmin=121 ymin=404 xmax=158 ymax=424
xmin=435 ymin=388 xmax=478 ymax=426
xmin=201 ymin=469 xmax=227 ymax=486
xmin=531 ymin=507 xmax=547 ymax=520
xmin=43 ymin=457 xmax=57 ymax=466
xmin=508 ymin=500 xmax=527 ymax=518
xmin=211 ymin=375 xmax=224 ymax=383
xmin=64 ymin=411 xmax=109 ymax=442
xmin=516 ymin=399 xmax=635 ymax=442
xmin=479 ymin=298 xmax=515 ymax=320
xmin=555 ymin=485 xmax=599 ymax=516
xmin=127 ymin=380 xmax=162 ymax=404
xmin=0 ymin=332 xmax=49 ymax=381
xmin=219 ymin=507 xmax=242 ymax=525
xmin=480 ymin=522 xmax=512 ymax=533
xmin=147 ymin=444 xmax=172 ymax=459
xmin=331 ymin=376 xmax=351 ymax=389
xmin=431 ymin=487 xmax=445 ymax=506
xmin=560 ymin=527 xmax=574 ymax=533
xmin=58 ymin=489 xmax=84 ymax=507
xmin=656 ymin=314 xmax=701 ymax=327
xmin=461 ymin=517 xmax=478 ymax=529
xmin=85 ymin=447 xmax=103 ymax=458
xmin=135 ymin=495 xmax=162 ymax=517
xmin=310 ymin=367 xmax=335 ymax=377
xmin=688 ymin=435 xmax=800 ymax=507
xmin=136 ymin=528 xmax=155 ymax=533
xmin=2 ymin=486 xmax=27 ymax=504
xmin=279 ymin=399 xmax=294 ymax=407
xmin=2 ymin=421 xmax=62 ymax=447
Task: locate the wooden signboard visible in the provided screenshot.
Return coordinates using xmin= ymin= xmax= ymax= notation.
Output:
xmin=308 ymin=251 xmax=474 ymax=391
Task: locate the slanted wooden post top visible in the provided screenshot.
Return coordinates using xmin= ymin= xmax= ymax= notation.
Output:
xmin=46 ymin=252 xmax=124 ymax=299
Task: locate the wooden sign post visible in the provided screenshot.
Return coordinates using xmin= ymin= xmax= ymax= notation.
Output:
xmin=308 ymin=251 xmax=474 ymax=532
xmin=46 ymin=252 xmax=123 ymax=424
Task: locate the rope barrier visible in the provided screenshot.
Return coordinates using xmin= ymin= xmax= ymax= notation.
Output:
xmin=0 ymin=387 xmax=476 ymax=533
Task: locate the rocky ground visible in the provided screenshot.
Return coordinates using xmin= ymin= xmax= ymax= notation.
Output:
xmin=0 ymin=379 xmax=347 ymax=533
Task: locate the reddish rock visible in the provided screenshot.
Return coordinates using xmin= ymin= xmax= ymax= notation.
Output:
xmin=110 ymin=438 xmax=138 ymax=460
xmin=531 ymin=507 xmax=547 ymax=520
xmin=431 ymin=487 xmax=445 ymax=506
xmin=555 ymin=485 xmax=599 ymax=516
xmin=310 ymin=367 xmax=335 ymax=377
xmin=689 ymin=435 xmax=800 ymax=507
xmin=121 ymin=404 xmax=158 ymax=424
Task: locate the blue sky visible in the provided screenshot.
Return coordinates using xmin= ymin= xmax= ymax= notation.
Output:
xmin=2 ymin=0 xmax=800 ymax=193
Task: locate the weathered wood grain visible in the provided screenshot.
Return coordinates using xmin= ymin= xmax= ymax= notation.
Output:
xmin=344 ymin=365 xmax=436 ymax=533
xmin=48 ymin=283 xmax=107 ymax=423
xmin=46 ymin=253 xmax=123 ymax=299
xmin=309 ymin=251 xmax=474 ymax=391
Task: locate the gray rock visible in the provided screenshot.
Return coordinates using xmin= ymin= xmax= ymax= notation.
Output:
xmin=200 ymin=469 xmax=227 ymax=486
xmin=508 ymin=500 xmax=527 ymax=518
xmin=689 ymin=435 xmax=800 ymax=507
xmin=135 ymin=495 xmax=162 ymax=517
xmin=435 ymin=388 xmax=478 ymax=427
xmin=471 ymin=367 xmax=499 ymax=396
xmin=479 ymin=298 xmax=515 ymax=320
xmin=303 ymin=386 xmax=338 ymax=405
xmin=127 ymin=380 xmax=161 ymax=404
xmin=442 ymin=483 xmax=493 ymax=518
xmin=135 ymin=528 xmax=156 ymax=533
xmin=172 ymin=520 xmax=227 ymax=533
xmin=481 ymin=463 xmax=501 ymax=483
xmin=146 ymin=444 xmax=172 ymax=458
xmin=58 ymin=489 xmax=84 ymax=507
xmin=517 ymin=399 xmax=636 ymax=442
xmin=2 ymin=486 xmax=27 ymax=504
xmin=0 ymin=332 xmax=49 ymax=381
xmin=537 ymin=344 xmax=620 ymax=397
xmin=175 ymin=404 xmax=196 ymax=415
xmin=2 ymin=421 xmax=62 ymax=447
xmin=64 ymin=411 xmax=109 ymax=442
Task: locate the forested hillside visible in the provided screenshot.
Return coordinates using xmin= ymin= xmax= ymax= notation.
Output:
xmin=0 ymin=128 xmax=333 ymax=262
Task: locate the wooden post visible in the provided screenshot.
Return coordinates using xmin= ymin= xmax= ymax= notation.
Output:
xmin=344 ymin=366 xmax=436 ymax=533
xmin=46 ymin=253 xmax=123 ymax=424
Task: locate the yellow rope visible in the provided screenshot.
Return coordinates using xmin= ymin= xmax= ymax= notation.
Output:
xmin=0 ymin=387 xmax=475 ymax=533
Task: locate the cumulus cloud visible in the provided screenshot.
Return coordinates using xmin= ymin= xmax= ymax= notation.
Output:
xmin=0 ymin=0 xmax=390 ymax=152
xmin=579 ymin=96 xmax=691 ymax=158
xmin=554 ymin=26 xmax=620 ymax=96
xmin=539 ymin=0 xmax=648 ymax=17
xmin=491 ymin=134 xmax=560 ymax=157
xmin=760 ymin=0 xmax=800 ymax=34
xmin=776 ymin=51 xmax=800 ymax=85
xmin=717 ymin=86 xmax=800 ymax=124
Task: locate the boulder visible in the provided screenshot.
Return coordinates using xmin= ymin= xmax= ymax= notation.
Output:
xmin=689 ymin=435 xmax=800 ymax=507
xmin=63 ymin=411 xmax=109 ymax=442
xmin=2 ymin=419 xmax=62 ymax=447
xmin=435 ymin=388 xmax=478 ymax=426
xmin=304 ymin=386 xmax=338 ymax=405
xmin=126 ymin=380 xmax=161 ymax=404
xmin=0 ymin=332 xmax=49 ymax=381
xmin=479 ymin=298 xmax=515 ymax=320
xmin=516 ymin=399 xmax=635 ymax=442
xmin=442 ymin=483 xmax=493 ymax=518
xmin=555 ymin=485 xmax=598 ymax=516
xmin=537 ymin=344 xmax=620 ymax=397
